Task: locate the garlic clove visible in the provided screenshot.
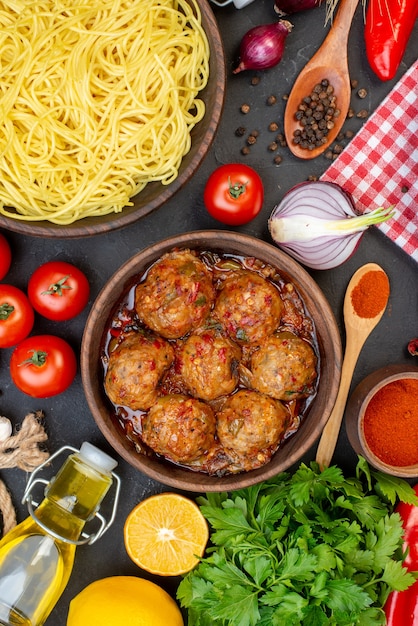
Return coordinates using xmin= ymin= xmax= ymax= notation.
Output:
xmin=0 ymin=416 xmax=12 ymax=442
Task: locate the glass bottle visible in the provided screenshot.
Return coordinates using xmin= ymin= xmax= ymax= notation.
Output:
xmin=0 ymin=442 xmax=120 ymax=626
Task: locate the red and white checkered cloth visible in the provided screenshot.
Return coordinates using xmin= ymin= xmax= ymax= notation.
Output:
xmin=321 ymin=60 xmax=418 ymax=262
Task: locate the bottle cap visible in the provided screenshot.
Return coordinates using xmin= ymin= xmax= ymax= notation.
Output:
xmin=78 ymin=442 xmax=118 ymax=474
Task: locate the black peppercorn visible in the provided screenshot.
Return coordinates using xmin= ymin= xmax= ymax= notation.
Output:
xmin=357 ymin=109 xmax=369 ymax=119
xmin=291 ymin=78 xmax=340 ymax=150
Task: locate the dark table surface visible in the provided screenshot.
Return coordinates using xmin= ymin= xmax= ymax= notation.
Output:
xmin=0 ymin=0 xmax=417 ymax=623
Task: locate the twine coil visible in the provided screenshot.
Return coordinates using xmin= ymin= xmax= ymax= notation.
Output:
xmin=0 ymin=411 xmax=49 ymax=537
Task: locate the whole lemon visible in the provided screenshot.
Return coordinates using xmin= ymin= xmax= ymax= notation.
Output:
xmin=66 ymin=576 xmax=184 ymax=626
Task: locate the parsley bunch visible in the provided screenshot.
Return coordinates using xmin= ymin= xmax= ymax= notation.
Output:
xmin=177 ymin=458 xmax=418 ymax=626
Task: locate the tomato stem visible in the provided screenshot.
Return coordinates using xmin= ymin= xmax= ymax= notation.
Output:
xmin=228 ymin=177 xmax=248 ymax=199
xmin=0 ymin=303 xmax=14 ymax=320
xmin=19 ymin=350 xmax=48 ymax=367
xmin=42 ymin=275 xmax=72 ymax=297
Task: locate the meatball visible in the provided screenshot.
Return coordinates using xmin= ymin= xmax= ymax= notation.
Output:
xmin=141 ymin=394 xmax=216 ymax=464
xmin=134 ymin=250 xmax=215 ymax=339
xmin=177 ymin=329 xmax=242 ymax=401
xmin=104 ymin=332 xmax=174 ymax=411
xmin=250 ymin=331 xmax=317 ymax=401
xmin=212 ymin=270 xmax=283 ymax=344
xmin=216 ymin=389 xmax=289 ymax=471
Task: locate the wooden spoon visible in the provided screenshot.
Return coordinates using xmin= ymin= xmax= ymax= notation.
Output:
xmin=284 ymin=0 xmax=360 ymax=160
xmin=315 ymin=263 xmax=389 ymax=470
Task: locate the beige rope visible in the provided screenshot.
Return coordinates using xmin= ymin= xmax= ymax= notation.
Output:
xmin=0 ymin=480 xmax=16 ymax=536
xmin=0 ymin=411 xmax=49 ymax=538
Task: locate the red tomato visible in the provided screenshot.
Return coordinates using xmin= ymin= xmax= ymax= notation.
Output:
xmin=0 ymin=232 xmax=12 ymax=280
xmin=28 ymin=261 xmax=90 ymax=321
xmin=0 ymin=285 xmax=34 ymax=348
xmin=203 ymin=164 xmax=264 ymax=226
xmin=10 ymin=334 xmax=77 ymax=397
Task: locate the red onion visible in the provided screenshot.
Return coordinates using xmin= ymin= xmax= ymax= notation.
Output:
xmin=233 ymin=20 xmax=293 ymax=74
xmin=274 ymin=0 xmax=323 ymax=16
xmin=268 ymin=181 xmax=394 ymax=270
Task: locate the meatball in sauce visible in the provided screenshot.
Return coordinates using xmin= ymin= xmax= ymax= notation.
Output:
xmin=249 ymin=331 xmax=317 ymax=401
xmin=104 ymin=332 xmax=174 ymax=411
xmin=134 ymin=250 xmax=215 ymax=339
xmin=216 ymin=389 xmax=289 ymax=472
xmin=141 ymin=394 xmax=217 ymax=465
xmin=177 ymin=329 xmax=242 ymax=402
xmin=212 ymin=270 xmax=283 ymax=344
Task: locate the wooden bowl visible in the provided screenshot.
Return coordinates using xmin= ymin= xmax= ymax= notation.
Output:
xmin=81 ymin=231 xmax=343 ymax=492
xmin=345 ymin=364 xmax=418 ymax=478
xmin=0 ymin=1 xmax=225 ymax=239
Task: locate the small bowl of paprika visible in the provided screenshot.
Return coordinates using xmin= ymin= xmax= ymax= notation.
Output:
xmin=345 ymin=364 xmax=418 ymax=478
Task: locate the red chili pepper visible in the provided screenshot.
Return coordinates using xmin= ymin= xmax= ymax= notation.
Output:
xmin=365 ymin=0 xmax=418 ymax=81
xmin=384 ymin=484 xmax=418 ymax=625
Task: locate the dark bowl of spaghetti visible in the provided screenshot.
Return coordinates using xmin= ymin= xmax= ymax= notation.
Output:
xmin=0 ymin=0 xmax=225 ymax=238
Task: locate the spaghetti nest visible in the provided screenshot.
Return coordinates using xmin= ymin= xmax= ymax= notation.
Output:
xmin=0 ymin=0 xmax=209 ymax=224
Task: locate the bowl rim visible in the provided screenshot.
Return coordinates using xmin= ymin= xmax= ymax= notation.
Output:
xmin=346 ymin=364 xmax=418 ymax=477
xmin=81 ymin=230 xmax=343 ymax=491
xmin=0 ymin=0 xmax=226 ymax=239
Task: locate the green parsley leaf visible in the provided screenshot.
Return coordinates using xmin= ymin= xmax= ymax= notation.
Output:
xmin=177 ymin=458 xmax=417 ymax=626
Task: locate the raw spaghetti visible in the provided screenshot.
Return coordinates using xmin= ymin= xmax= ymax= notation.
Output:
xmin=0 ymin=0 xmax=209 ymax=224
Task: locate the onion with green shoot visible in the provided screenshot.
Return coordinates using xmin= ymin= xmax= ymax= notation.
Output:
xmin=268 ymin=181 xmax=394 ymax=270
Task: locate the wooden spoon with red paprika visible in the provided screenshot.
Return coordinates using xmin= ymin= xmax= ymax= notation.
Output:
xmin=316 ymin=263 xmax=390 ymax=469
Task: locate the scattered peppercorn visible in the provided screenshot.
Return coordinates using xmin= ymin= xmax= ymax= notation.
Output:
xmin=276 ymin=133 xmax=287 ymax=147
xmin=266 ymin=95 xmax=277 ymax=106
xmin=273 ymin=155 xmax=283 ymax=165
xmin=357 ymin=88 xmax=368 ymax=99
xmin=235 ymin=127 xmax=246 ymax=137
xmin=350 ymin=78 xmax=359 ymax=89
xmin=357 ymin=109 xmax=368 ymax=119
xmin=347 ymin=108 xmax=355 ymax=118
xmin=240 ymin=104 xmax=250 ymax=114
xmin=246 ymin=135 xmax=257 ymax=145
xmin=282 ymin=94 xmax=289 ymax=101
xmin=324 ymin=150 xmax=333 ymax=160
xmin=250 ymin=75 xmax=260 ymax=86
xmin=268 ymin=121 xmax=279 ymax=132
xmin=249 ymin=130 xmax=259 ymax=138
xmin=241 ymin=146 xmax=250 ymax=155
xmin=308 ymin=175 xmax=318 ymax=181
xmin=401 ymin=185 xmax=409 ymax=193
xmin=345 ymin=129 xmax=354 ymax=139
xmin=268 ymin=141 xmax=278 ymax=151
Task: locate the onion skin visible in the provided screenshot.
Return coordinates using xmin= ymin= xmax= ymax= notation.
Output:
xmin=274 ymin=0 xmax=322 ymax=16
xmin=233 ymin=20 xmax=293 ymax=74
xmin=268 ymin=181 xmax=394 ymax=270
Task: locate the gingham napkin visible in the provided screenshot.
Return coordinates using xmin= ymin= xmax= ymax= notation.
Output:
xmin=321 ymin=60 xmax=418 ymax=262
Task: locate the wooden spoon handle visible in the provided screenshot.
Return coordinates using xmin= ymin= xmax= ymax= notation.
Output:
xmin=313 ymin=0 xmax=360 ymax=67
xmin=315 ymin=328 xmax=365 ymax=470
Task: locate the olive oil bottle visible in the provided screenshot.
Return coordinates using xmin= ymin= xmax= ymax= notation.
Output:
xmin=0 ymin=443 xmax=120 ymax=626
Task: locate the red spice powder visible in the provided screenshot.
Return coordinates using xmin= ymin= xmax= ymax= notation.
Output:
xmin=363 ymin=378 xmax=418 ymax=466
xmin=351 ymin=270 xmax=389 ymax=318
